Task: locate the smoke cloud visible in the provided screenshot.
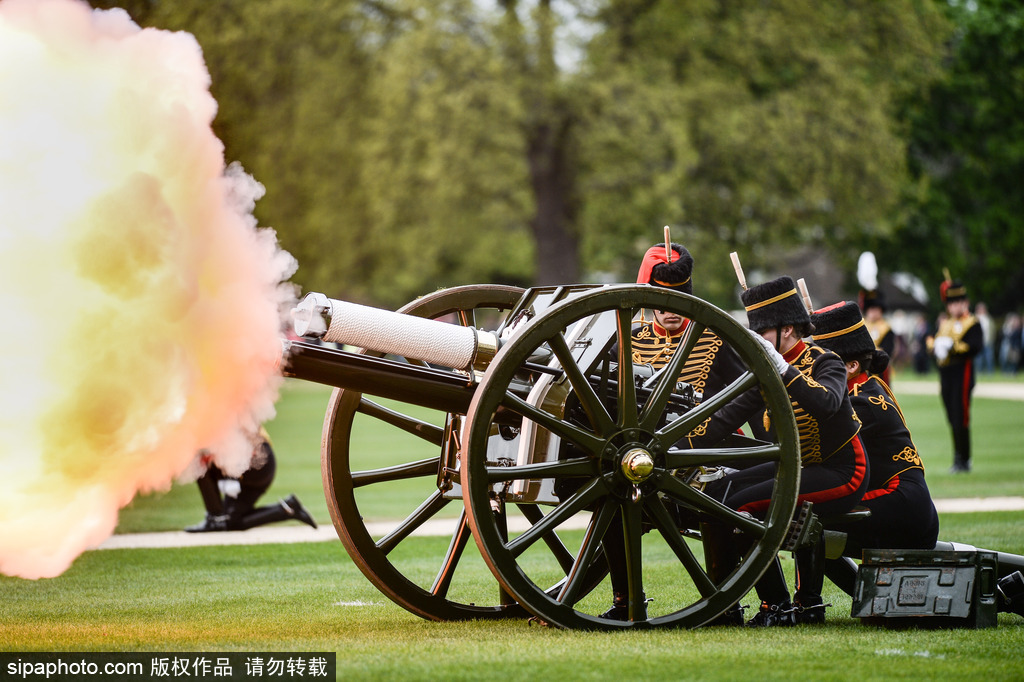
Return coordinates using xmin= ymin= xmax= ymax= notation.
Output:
xmin=0 ymin=0 xmax=297 ymax=578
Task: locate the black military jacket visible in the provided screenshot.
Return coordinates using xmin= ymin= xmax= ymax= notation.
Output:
xmin=686 ymin=340 xmax=862 ymax=466
xmin=848 ymin=372 xmax=925 ymax=491
xmin=630 ymin=320 xmax=745 ymax=400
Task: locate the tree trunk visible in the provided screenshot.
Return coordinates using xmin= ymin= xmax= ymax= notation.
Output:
xmin=527 ymin=116 xmax=579 ymax=285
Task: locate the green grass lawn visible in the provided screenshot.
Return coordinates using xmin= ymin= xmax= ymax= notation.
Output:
xmin=1 ymin=513 xmax=1023 ymax=680
xmin=3 ymin=376 xmax=1023 ymax=680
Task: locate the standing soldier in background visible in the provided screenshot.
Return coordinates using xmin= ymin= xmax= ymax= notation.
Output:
xmin=858 ymin=252 xmax=895 ymax=385
xmin=927 ymin=275 xmax=983 ymax=474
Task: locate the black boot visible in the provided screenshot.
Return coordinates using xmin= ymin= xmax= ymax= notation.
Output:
xmin=598 ymin=589 xmax=626 ymax=622
xmin=824 ymin=556 xmax=860 ymax=597
xmin=950 ymin=426 xmax=972 ymax=473
xmin=746 ymin=558 xmax=796 ymax=627
xmin=746 ymin=600 xmax=797 ymax=627
xmin=793 ymin=540 xmax=829 ymax=624
xmin=598 ymin=590 xmax=648 ymax=621
xmin=235 ymin=495 xmax=318 ymax=530
xmin=281 ymin=495 xmax=318 ymax=529
xmin=703 ymin=604 xmax=747 ymax=627
xmin=997 ymin=571 xmax=1024 ymax=617
xmin=184 ymin=513 xmax=230 ymax=533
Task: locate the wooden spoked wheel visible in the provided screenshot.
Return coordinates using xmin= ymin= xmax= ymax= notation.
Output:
xmin=461 ymin=285 xmax=801 ymax=629
xmin=322 ymin=284 xmax=528 ymax=621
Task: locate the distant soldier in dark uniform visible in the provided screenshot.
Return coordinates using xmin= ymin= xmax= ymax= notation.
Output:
xmin=185 ymin=427 xmax=318 ymax=532
xmin=927 ymin=277 xmax=983 ymax=473
xmin=793 ymin=301 xmax=939 ymax=607
xmin=860 ymin=288 xmax=895 ymax=386
xmin=600 ymin=241 xmax=745 ymax=621
xmin=684 ymin=276 xmax=869 ymax=626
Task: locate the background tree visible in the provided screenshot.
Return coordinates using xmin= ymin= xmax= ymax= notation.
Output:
xmin=885 ymin=0 xmax=1024 ymax=316
xmin=578 ymin=0 xmax=950 ymax=306
xmin=97 ymin=0 xmax=952 ymax=311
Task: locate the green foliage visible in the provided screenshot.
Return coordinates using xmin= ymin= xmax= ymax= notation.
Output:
xmin=94 ymin=1 xmax=962 ymax=311
xmin=580 ymin=0 xmax=951 ymax=306
xmin=888 ymin=0 xmax=1024 ymax=315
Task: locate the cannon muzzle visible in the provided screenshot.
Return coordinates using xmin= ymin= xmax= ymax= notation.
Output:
xmin=292 ymin=292 xmax=500 ymax=372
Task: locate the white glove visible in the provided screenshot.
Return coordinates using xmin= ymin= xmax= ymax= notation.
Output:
xmin=218 ymin=478 xmax=242 ymax=499
xmin=748 ymin=329 xmax=790 ymax=375
xmin=933 ymin=336 xmax=953 ymax=363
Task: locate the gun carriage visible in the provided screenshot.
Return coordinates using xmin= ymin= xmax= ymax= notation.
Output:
xmin=283 ymin=283 xmax=807 ymax=629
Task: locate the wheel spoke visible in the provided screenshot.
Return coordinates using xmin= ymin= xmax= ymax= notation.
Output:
xmin=548 ymin=332 xmax=615 ymax=436
xmin=483 ymin=456 xmax=595 ymax=484
xmin=663 ymin=442 xmax=782 ymax=470
xmin=657 ymin=370 xmax=758 ymax=445
xmin=658 ymin=474 xmax=766 ymax=539
xmin=358 ymin=397 xmax=444 ymax=447
xmin=505 ymin=477 xmax=607 ymax=558
xmin=639 ymin=320 xmax=705 ymax=431
xmin=557 ymin=499 xmax=617 ymax=606
xmin=517 ymin=504 xmax=578 ymax=574
xmin=376 ymin=489 xmax=451 ymax=555
xmin=499 ymin=391 xmax=606 ymax=454
xmin=643 ymin=495 xmax=717 ymax=597
xmin=615 ymin=308 xmax=638 ymax=428
xmin=621 ymin=500 xmax=646 ymax=620
xmin=352 ymin=456 xmax=440 ymax=488
xmin=431 ymin=509 xmax=472 ymax=598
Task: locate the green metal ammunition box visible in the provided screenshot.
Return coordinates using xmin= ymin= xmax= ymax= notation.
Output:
xmin=852 ymin=548 xmax=998 ymax=629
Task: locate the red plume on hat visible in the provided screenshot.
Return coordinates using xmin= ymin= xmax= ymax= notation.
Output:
xmin=940 ymin=267 xmax=967 ymax=303
xmin=637 ymin=243 xmax=693 ymax=294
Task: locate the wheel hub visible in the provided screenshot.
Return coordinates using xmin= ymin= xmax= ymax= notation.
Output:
xmin=620 ymin=447 xmax=655 ymax=483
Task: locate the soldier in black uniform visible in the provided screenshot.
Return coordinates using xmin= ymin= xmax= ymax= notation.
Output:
xmin=859 ymin=288 xmax=895 ymax=386
xmin=684 ymin=276 xmax=869 ymax=626
xmin=600 ymin=241 xmax=746 ymax=621
xmin=629 ymin=242 xmax=746 ymax=394
xmin=927 ymin=277 xmax=984 ymax=473
xmin=185 ymin=427 xmax=318 ymax=532
xmin=792 ymin=301 xmax=939 ymax=612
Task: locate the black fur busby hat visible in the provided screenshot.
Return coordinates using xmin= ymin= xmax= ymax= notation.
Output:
xmin=637 ymin=243 xmax=693 ymax=295
xmin=859 ymin=288 xmax=886 ymax=313
xmin=742 ymin=276 xmax=811 ymax=333
xmin=811 ymin=301 xmax=875 ymax=360
xmin=812 ymin=301 xmax=889 ymax=373
xmin=940 ymin=279 xmax=967 ymax=304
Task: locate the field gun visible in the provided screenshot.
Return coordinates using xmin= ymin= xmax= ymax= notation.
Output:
xmin=282 ymin=283 xmax=806 ymax=630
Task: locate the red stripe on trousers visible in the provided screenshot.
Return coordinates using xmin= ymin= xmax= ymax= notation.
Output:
xmin=739 ymin=435 xmax=868 ymax=515
xmin=961 ymin=360 xmax=973 ymax=427
xmin=862 ymin=474 xmax=900 ymax=501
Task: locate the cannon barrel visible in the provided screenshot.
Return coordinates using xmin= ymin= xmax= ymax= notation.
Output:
xmin=293 ymin=292 xmax=500 ymax=372
xmin=283 ymin=340 xmax=478 ymax=415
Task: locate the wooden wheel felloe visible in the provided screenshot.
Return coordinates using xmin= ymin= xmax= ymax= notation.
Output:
xmin=321 ymin=285 xmax=527 ymax=621
xmin=461 ymin=285 xmax=801 ymax=629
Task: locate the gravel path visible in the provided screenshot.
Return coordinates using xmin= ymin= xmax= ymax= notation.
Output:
xmin=97 ymin=496 xmax=1024 ymax=551
xmin=893 ymin=379 xmax=1024 ymax=401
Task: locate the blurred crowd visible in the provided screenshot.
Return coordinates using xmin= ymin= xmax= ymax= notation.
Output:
xmin=893 ymin=304 xmax=1022 ymax=376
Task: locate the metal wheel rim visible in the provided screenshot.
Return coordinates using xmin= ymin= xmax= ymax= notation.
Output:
xmin=462 ymin=284 xmax=800 ymax=629
xmin=322 ymin=284 xmax=528 ymax=621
